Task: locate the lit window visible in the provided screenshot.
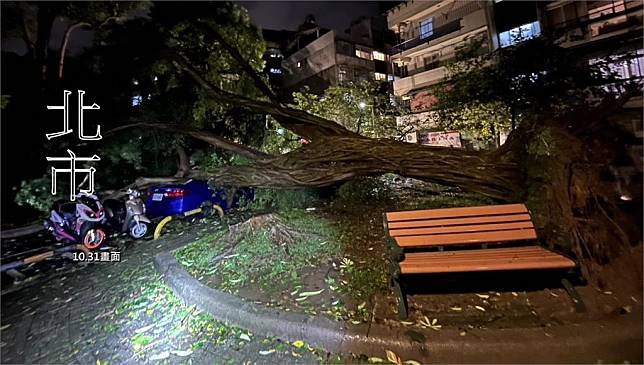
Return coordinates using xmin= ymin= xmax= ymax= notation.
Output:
xmin=131 ymin=95 xmax=142 ymax=106
xmin=374 ymin=72 xmax=387 ymax=81
xmin=269 ymin=68 xmax=282 ymax=74
xmin=420 ymin=18 xmax=434 ymax=39
xmin=373 ymin=51 xmax=386 ymax=61
xmin=355 ymin=49 xmax=372 ymax=60
xmin=499 ymin=21 xmax=541 ymax=48
xmin=589 ymin=0 xmax=625 ymax=19
xmin=589 ymin=49 xmax=644 ymax=80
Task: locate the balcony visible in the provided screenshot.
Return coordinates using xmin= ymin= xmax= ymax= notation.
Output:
xmin=392 ymin=20 xmax=462 ymax=54
xmin=393 ymin=66 xmax=447 ymax=96
xmin=548 ymin=1 xmax=643 ymax=44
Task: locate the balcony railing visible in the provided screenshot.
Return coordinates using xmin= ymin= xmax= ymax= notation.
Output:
xmin=548 ymin=1 xmax=643 ymax=38
xmin=393 ymin=20 xmax=462 ymax=54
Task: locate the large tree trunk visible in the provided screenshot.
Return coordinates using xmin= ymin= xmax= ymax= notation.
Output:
xmin=109 ymin=38 xmax=641 ymax=279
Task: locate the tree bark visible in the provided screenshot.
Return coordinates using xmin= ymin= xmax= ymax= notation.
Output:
xmin=174 ymin=145 xmax=191 ymax=178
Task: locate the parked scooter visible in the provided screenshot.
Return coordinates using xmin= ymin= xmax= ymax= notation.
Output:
xmin=103 ymin=188 xmax=152 ymax=239
xmin=43 ymin=193 xmax=107 ymax=250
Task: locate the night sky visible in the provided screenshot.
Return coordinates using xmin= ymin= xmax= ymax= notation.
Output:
xmin=236 ymin=1 xmax=388 ymax=31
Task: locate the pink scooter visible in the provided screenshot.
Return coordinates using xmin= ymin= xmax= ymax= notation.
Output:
xmin=43 ymin=193 xmax=107 ymax=250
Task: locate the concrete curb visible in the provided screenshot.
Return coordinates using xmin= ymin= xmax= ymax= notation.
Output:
xmin=1 ymin=224 xmax=43 ymax=239
xmin=154 ymin=251 xmax=643 ymax=363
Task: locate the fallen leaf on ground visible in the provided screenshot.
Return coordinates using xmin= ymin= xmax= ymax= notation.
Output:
xmin=149 ymin=351 xmax=170 ymax=361
xmin=474 ymin=306 xmax=486 ymax=312
xmin=292 ymin=340 xmax=305 ymax=348
xmin=449 ymin=306 xmax=462 ymax=311
xmin=358 ymin=302 xmax=366 ymax=310
xmin=475 ymin=294 xmax=489 ymax=299
xmin=367 ymin=357 xmax=384 ymax=363
xmin=170 ymin=349 xmax=192 ymax=357
xmin=134 ymin=324 xmax=155 ymax=334
xmin=259 ymin=349 xmax=276 ymax=355
xmin=298 ymin=289 xmax=324 ymax=297
xmin=602 ymin=291 xmax=613 ymax=295
xmin=239 ymin=333 xmax=251 ymax=342
xmin=404 ymin=360 xmax=422 ymax=365
xmin=386 ymin=350 xmax=402 ymax=365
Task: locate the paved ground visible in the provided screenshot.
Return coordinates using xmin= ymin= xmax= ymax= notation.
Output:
xmin=0 ymin=219 xmax=330 ymax=364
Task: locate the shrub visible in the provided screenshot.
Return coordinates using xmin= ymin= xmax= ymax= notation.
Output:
xmin=245 ymin=188 xmax=320 ymax=211
xmin=335 ymin=177 xmax=391 ymax=205
xmin=15 ymin=175 xmax=60 ymax=214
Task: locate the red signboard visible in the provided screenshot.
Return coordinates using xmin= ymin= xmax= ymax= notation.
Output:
xmin=419 ymin=131 xmax=462 ymax=148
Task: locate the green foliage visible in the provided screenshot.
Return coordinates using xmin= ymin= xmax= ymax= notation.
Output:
xmin=260 ymin=116 xmax=303 ymax=154
xmin=291 ymin=81 xmax=400 ymax=138
xmin=14 ymin=176 xmax=57 ymax=214
xmin=176 ymin=210 xmax=340 ymax=292
xmin=437 ymin=101 xmax=511 ymax=144
xmin=0 ymin=95 xmax=10 ymax=109
xmin=245 ymin=188 xmax=320 ymax=211
xmin=435 ymin=36 xmax=620 ymax=133
xmin=94 ymin=2 xmax=267 ymax=186
xmin=335 ymin=178 xmax=391 ymax=205
xmin=526 ymin=127 xmax=559 ymax=158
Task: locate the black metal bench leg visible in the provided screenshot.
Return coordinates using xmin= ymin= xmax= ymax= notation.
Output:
xmin=561 ymin=278 xmax=586 ymax=313
xmin=393 ymin=278 xmax=409 ymax=320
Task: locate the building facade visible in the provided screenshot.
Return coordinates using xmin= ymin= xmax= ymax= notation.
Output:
xmin=281 ymin=16 xmax=394 ymax=95
xmin=387 ymin=0 xmax=643 ymax=146
xmin=540 ymin=0 xmax=643 ymax=80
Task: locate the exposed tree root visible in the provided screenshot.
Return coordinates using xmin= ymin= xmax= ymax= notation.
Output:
xmin=211 ymin=213 xmax=314 ymax=264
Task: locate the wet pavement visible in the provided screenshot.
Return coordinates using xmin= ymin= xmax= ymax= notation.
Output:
xmin=0 ymin=220 xmax=327 ymax=364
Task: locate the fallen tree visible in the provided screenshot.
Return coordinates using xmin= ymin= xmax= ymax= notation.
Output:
xmin=107 ymin=22 xmax=642 ymax=279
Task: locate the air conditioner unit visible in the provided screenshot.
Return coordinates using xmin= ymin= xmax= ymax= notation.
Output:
xmin=405 ymin=132 xmax=418 ymax=143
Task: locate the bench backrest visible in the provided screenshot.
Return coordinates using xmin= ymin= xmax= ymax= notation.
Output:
xmin=385 ymin=204 xmax=537 ymax=248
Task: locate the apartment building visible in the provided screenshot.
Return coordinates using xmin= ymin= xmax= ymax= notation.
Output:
xmin=388 ymin=0 xmax=643 ymax=146
xmin=281 ymin=16 xmax=394 ymax=95
xmin=387 ymin=1 xmax=493 ymax=101
xmin=541 ymin=0 xmax=643 ymax=80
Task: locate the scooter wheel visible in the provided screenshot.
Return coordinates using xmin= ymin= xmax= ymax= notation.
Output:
xmin=129 ymin=221 xmax=149 ymax=239
xmin=82 ymin=227 xmax=106 ymax=250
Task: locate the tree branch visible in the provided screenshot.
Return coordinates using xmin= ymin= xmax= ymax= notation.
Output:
xmin=170 ymin=51 xmax=359 ymax=140
xmin=105 ymin=122 xmax=272 ymax=161
xmin=207 ymin=22 xmax=279 ymax=104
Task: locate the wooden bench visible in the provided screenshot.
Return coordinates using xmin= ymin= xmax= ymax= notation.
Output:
xmin=383 ymin=203 xmax=583 ymax=319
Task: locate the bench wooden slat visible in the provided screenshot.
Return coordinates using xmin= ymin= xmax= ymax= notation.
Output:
xmin=389 ymin=221 xmax=534 ymax=237
xmin=395 ymin=229 xmax=538 ymax=248
xmin=387 ymin=214 xmax=532 ymax=229
xmin=400 ymin=246 xmax=575 ymax=274
xmin=386 ymin=204 xmax=528 ymax=222
xmin=401 ymin=246 xmax=551 ymax=260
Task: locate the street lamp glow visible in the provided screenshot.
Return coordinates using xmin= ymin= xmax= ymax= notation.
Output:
xmin=358 ymin=101 xmax=366 ymax=109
